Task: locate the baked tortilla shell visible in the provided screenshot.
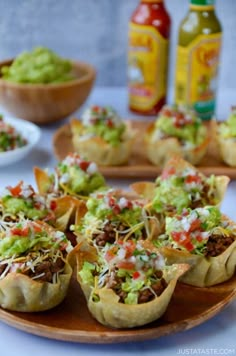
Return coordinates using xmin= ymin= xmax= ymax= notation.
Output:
xmin=159 ymin=238 xmax=236 ymax=287
xmin=145 ymin=123 xmax=209 ymax=166
xmin=218 ymin=137 xmax=236 ymax=167
xmin=71 ymin=120 xmax=136 ymax=166
xmin=86 ymin=263 xmax=188 ymax=329
xmin=130 ymin=157 xmax=229 ymax=207
xmin=0 ymin=262 xmax=72 ymax=312
xmin=73 ymin=240 xmax=189 ymax=328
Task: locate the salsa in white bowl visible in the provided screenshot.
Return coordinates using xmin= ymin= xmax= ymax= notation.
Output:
xmin=0 ymin=116 xmax=41 ymax=166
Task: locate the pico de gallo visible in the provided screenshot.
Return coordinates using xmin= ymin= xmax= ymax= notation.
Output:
xmin=156 ymin=206 xmax=235 ymax=257
xmin=79 ymin=105 xmax=126 ymax=146
xmin=0 ymin=115 xmax=27 ymax=152
xmin=0 ymin=181 xmax=56 ymax=222
xmin=0 ymin=219 xmax=72 ymax=282
xmin=150 ymin=104 xmax=207 ymax=147
xmin=74 ymin=189 xmax=156 ymax=246
xmin=48 ymin=153 xmax=106 ymax=197
xmin=152 ymin=165 xmax=219 ymax=214
xmin=79 ymin=239 xmax=169 ymax=304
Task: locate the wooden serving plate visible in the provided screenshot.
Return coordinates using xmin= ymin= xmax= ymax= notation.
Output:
xmin=53 ymin=120 xmax=236 ymax=179
xmin=0 ymin=274 xmax=235 ymax=343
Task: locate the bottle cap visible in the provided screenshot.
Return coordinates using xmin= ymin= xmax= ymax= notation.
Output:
xmin=191 ymin=0 xmax=215 ymax=5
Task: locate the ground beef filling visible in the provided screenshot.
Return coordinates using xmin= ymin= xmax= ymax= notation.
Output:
xmin=204 ymin=234 xmax=235 ymax=257
xmin=0 ymin=256 xmax=65 ymax=283
xmin=190 ymin=181 xmax=216 ymax=208
xmin=104 ymin=268 xmax=167 ymax=304
xmin=92 ymin=221 xmax=147 ymax=247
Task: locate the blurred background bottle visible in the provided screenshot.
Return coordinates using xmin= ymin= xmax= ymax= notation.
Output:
xmin=128 ymin=0 xmax=171 ymax=116
xmin=174 ymin=0 xmax=222 ymax=120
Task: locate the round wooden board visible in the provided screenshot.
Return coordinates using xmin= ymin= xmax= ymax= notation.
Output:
xmin=53 ymin=121 xmax=236 ymax=179
xmin=0 ymin=275 xmax=235 ymax=344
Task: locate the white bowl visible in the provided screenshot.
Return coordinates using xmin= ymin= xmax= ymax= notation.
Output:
xmin=0 ymin=116 xmax=41 ymax=166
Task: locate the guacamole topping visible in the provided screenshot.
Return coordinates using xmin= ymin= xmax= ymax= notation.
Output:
xmin=80 ymin=105 xmax=126 ymax=146
xmin=1 ymin=181 xmax=55 ymax=221
xmin=218 ymin=107 xmax=236 ymax=138
xmin=0 ymin=220 xmax=72 ymax=258
xmin=75 ymin=189 xmax=149 ymax=242
xmin=0 ymin=115 xmax=27 ymax=152
xmin=1 ymin=47 xmax=74 ymax=84
xmin=152 ymin=165 xmax=218 ymax=213
xmin=55 ymin=153 xmax=106 ymax=196
xmin=152 ymin=105 xmax=207 ymax=146
xmin=156 ymin=206 xmax=223 ymax=254
xmin=79 ymin=240 xmax=168 ymax=304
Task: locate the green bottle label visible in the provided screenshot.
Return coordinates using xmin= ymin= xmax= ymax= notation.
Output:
xmin=191 ymin=0 xmax=215 ymax=5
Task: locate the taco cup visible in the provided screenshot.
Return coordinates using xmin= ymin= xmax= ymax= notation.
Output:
xmin=70 ymin=106 xmax=136 ymax=166
xmin=145 ymin=105 xmax=209 ymax=166
xmin=217 ymin=107 xmax=236 ymax=166
xmin=0 ymin=181 xmax=78 ymax=232
xmin=131 ymin=157 xmax=229 ymax=215
xmin=0 ymin=220 xmax=73 ymax=311
xmin=73 ymin=189 xmax=162 ymax=248
xmin=74 ymin=239 xmax=189 ymax=328
xmin=155 ymin=206 xmax=236 ymax=287
xmin=34 ymin=152 xmax=106 ymax=198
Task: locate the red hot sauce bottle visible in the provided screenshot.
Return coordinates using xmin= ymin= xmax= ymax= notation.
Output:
xmin=128 ymin=0 xmax=171 ymax=116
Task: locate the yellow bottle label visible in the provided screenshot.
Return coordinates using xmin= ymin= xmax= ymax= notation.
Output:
xmin=128 ymin=22 xmax=168 ymax=112
xmin=175 ymin=33 xmax=222 ymax=120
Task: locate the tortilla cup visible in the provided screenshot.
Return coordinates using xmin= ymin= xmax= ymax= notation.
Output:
xmin=0 ymin=221 xmax=73 ymax=312
xmin=73 ymin=240 xmax=189 ymax=328
xmin=218 ymin=136 xmax=236 ymax=167
xmin=159 ymin=214 xmax=236 ymax=287
xmin=0 ymin=262 xmax=72 ymax=312
xmin=71 ymin=119 xmax=136 ymax=166
xmin=130 ymin=157 xmax=230 ymax=208
xmin=159 ymin=239 xmax=236 ymax=287
xmin=145 ymin=122 xmax=209 ymax=166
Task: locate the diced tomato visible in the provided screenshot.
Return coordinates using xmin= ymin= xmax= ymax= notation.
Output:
xmin=106 ymin=119 xmax=114 ymax=128
xmin=161 ymin=166 xmax=176 ymax=180
xmin=196 ymin=235 xmax=203 ymax=242
xmin=171 ymin=231 xmax=183 ymax=242
xmin=11 ymin=227 xmax=23 ymax=236
xmin=11 ymin=226 xmax=29 ymax=237
xmin=181 ymin=209 xmax=189 ymax=217
xmin=162 ymin=108 xmax=172 ymax=117
xmin=185 ymin=174 xmax=202 ymax=184
xmin=182 ymin=240 xmax=194 ymax=252
xmin=124 ymin=240 xmax=136 ymax=258
xmin=126 ymin=200 xmax=133 ymax=209
xmin=79 ymin=161 xmax=90 ymax=171
xmin=117 ymin=261 xmax=135 ymax=270
xmin=50 ymin=200 xmax=57 ymax=211
xmin=189 ymin=219 xmax=201 ymax=232
xmin=7 ymin=181 xmax=23 ymax=196
xmin=108 ymin=197 xmax=116 ymax=207
xmin=112 ymin=205 xmax=121 ymax=215
xmin=132 ymin=271 xmax=141 ymax=279
xmin=104 ymin=246 xmax=117 ymax=262
xmin=92 ymin=105 xmax=101 ymax=113
xmin=32 ymin=224 xmax=42 ymax=233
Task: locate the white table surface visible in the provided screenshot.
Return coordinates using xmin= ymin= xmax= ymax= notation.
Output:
xmin=0 ymin=87 xmax=235 ymax=356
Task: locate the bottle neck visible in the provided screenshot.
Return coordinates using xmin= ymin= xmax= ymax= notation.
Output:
xmin=190 ymin=0 xmax=215 ymax=11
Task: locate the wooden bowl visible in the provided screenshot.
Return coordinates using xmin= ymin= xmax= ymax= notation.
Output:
xmin=0 ymin=59 xmax=96 ymax=124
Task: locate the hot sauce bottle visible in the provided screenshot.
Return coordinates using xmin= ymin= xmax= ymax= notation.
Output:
xmin=174 ymin=0 xmax=222 ymax=120
xmin=128 ymin=0 xmax=171 ymax=116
